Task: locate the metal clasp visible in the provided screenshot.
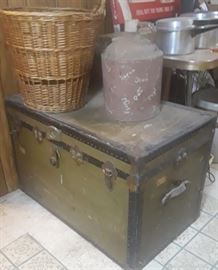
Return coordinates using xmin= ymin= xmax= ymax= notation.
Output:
xmin=70 ymin=145 xmax=83 ymax=165
xmin=33 ymin=127 xmax=43 ymax=143
xmin=47 ymin=126 xmax=62 ymax=141
xmin=102 ymin=161 xmax=118 ymax=191
xmin=50 ymin=147 xmax=61 ymax=168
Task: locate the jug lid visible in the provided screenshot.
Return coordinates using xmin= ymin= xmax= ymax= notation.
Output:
xmin=102 ymin=33 xmax=163 ymax=61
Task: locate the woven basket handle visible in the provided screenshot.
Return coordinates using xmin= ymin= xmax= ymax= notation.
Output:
xmin=92 ymin=0 xmax=106 ymax=15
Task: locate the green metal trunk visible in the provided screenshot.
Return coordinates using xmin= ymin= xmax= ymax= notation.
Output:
xmin=6 ymin=93 xmax=216 ymax=270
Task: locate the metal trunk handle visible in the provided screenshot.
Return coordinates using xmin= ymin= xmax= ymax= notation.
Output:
xmin=161 ymin=180 xmax=190 ymax=205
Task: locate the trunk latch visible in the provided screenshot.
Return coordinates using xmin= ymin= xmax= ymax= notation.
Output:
xmin=102 ymin=161 xmax=118 ymax=191
xmin=47 ymin=126 xmax=62 ymax=141
xmin=50 ymin=147 xmax=61 ymax=168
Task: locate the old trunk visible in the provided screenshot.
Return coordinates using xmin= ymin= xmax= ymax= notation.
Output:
xmin=6 ymin=92 xmax=216 ymax=269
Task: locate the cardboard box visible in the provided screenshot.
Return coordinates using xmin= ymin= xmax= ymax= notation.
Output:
xmin=110 ymin=0 xmax=181 ymax=26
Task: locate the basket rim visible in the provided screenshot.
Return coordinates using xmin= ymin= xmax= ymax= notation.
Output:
xmin=0 ymin=6 xmax=104 ymax=17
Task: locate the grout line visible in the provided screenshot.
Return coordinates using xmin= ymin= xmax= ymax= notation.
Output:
xmin=163 ymin=230 xmax=213 ymax=268
xmin=214 ymin=258 xmax=218 ymax=268
xmin=15 ymin=233 xmax=68 ymax=268
xmin=162 ymin=206 xmax=218 ymax=268
xmin=1 ymin=233 xmax=30 ymax=251
xmin=173 ymin=228 xmax=199 ymax=247
xmin=27 ymin=233 xmax=69 ymax=270
xmin=200 ymin=209 xmax=217 ymax=218
xmin=184 ymin=249 xmax=214 ymax=267
xmin=195 ymin=213 xmax=216 ymax=233
xmin=26 ymin=233 xmax=46 ymax=250
xmin=156 ymin=213 xmax=216 ymax=268
xmin=35 ymin=248 xmax=69 ymax=270
xmin=156 ymin=244 xmax=182 ymax=267
xmin=153 ymin=258 xmax=166 ymax=268
xmin=200 ymin=231 xmax=218 ymax=242
xmin=0 ymin=217 xmax=68 ymax=269
xmin=1 ymin=234 xmax=44 ymax=268
xmin=211 ymin=263 xmax=218 ymax=270
xmin=0 ymin=250 xmax=18 ymax=269
xmin=193 ymin=214 xmax=218 ymax=242
xmin=16 ymin=250 xmax=43 ymax=267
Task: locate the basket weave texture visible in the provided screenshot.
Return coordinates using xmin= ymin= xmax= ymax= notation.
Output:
xmin=0 ymin=3 xmax=105 ymax=112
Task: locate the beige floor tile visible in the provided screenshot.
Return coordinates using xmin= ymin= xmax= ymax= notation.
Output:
xmin=142 ymin=260 xmax=163 ymax=270
xmin=202 ymin=217 xmax=218 ymax=241
xmin=0 ymin=192 xmax=47 ymax=231
xmin=204 ymin=172 xmax=218 ymax=199
xmin=185 ymin=233 xmax=218 ymax=265
xmin=165 ymin=249 xmax=211 ymax=270
xmin=30 ymin=215 xmax=90 ymax=263
xmin=174 ymin=227 xmax=198 ymax=247
xmin=1 ymin=191 xmax=98 ymax=268
xmin=155 ymin=243 xmax=181 ymax=265
xmin=74 ymin=248 xmax=122 ymax=270
xmin=19 ymin=250 xmax=65 ymax=270
xmin=201 ymin=193 xmax=218 ymax=216
xmin=191 ymin=211 xmax=212 ymax=231
xmin=0 ymin=192 xmax=34 ymax=246
xmin=1 ymin=234 xmax=43 ymax=266
xmin=0 ymin=225 xmax=28 ymax=250
xmin=0 ymin=252 xmax=15 ymax=270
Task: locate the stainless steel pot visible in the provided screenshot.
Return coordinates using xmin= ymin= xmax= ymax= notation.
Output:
xmin=181 ymin=12 xmax=218 ymax=49
xmin=156 ymin=17 xmax=218 ymax=55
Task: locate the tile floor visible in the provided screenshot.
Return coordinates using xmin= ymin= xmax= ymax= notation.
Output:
xmin=0 ymin=165 xmax=218 ymax=270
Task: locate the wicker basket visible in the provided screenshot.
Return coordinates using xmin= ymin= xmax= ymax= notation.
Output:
xmin=0 ymin=2 xmax=105 ymax=112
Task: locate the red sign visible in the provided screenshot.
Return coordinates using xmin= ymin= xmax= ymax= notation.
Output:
xmin=110 ymin=0 xmax=181 ymax=25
